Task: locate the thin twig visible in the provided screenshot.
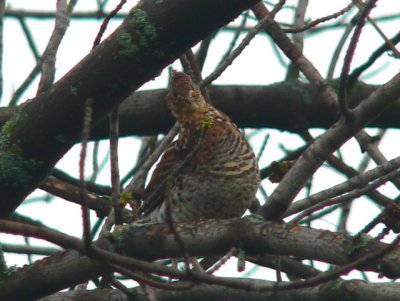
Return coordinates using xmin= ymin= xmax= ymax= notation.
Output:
xmin=9 ymin=0 xmax=73 ymax=105
xmin=110 ymin=278 xmax=137 ymax=299
xmin=206 ymin=248 xmax=237 ymax=274
xmin=179 ymin=54 xmax=194 ymax=81
xmin=256 ymin=133 xmax=270 ymax=162
xmin=354 ymin=0 xmax=400 ymax=57
xmin=37 ymin=0 xmax=70 ymax=94
xmin=195 ymin=33 xmax=214 ymax=72
xmin=285 ymin=154 xmax=400 ymax=217
xmin=93 ymin=0 xmax=128 ymax=236
xmin=182 ymin=49 xmax=212 ymax=104
xmin=357 ymin=130 xmax=386 ymax=172
xmin=251 ymin=2 xmax=339 ymax=113
xmin=165 ymin=197 xmax=191 ymax=272
xmin=90 ymin=141 xmax=100 ymax=182
xmin=17 ymin=17 xmax=40 ymax=60
xmin=299 ymin=204 xmax=342 ymax=224
xmin=92 ymin=0 xmax=127 ymax=49
xmin=269 ymin=0 xmax=287 ymax=18
xmin=348 ymin=31 xmax=400 ymax=87
xmin=355 ymin=211 xmax=384 ymax=239
xmin=80 ymin=98 xmax=93 ymax=251
xmin=110 ymin=107 xmax=122 ymax=225
xmin=286 ymin=0 xmax=308 ymax=80
xmin=124 ymin=123 xmax=179 ymax=206
xmin=9 ymin=64 xmax=41 ymax=106
xmin=337 ymin=0 xmax=378 ymax=119
xmin=222 ymin=11 xmax=400 ymax=36
xmin=183 ymin=50 xmax=202 ymax=83
xmin=329 ymin=23 xmax=355 ymax=80
xmin=109 ymin=262 xmax=194 ymax=291
xmin=96 ymin=0 xmax=108 ymax=12
xmin=337 ymin=129 xmax=385 ymax=233
xmin=285 ymin=2 xmax=354 ymax=33
xmin=375 ymin=226 xmax=391 ymax=241
xmin=355 ymin=131 xmax=400 ymax=189
xmin=288 ymin=169 xmax=400 ymax=226
xmin=275 ymin=255 xmax=282 ymax=282
xmin=120 ymin=136 xmax=157 ymax=187
xmin=199 ymin=11 xmax=274 ymax=88
xmin=216 ymin=10 xmax=249 ymax=69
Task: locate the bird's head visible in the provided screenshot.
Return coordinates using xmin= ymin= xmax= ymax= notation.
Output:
xmin=166 ymin=70 xmax=208 ymax=122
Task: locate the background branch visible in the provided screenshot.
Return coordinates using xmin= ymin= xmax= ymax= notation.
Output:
xmin=3 ymin=80 xmax=394 ymax=139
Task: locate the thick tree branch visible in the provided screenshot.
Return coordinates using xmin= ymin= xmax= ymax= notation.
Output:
xmin=0 ymin=0 xmax=258 ymax=218
xmin=2 ymin=218 xmax=400 ymax=300
xmin=88 ymin=80 xmax=384 ymax=138
xmin=38 ymin=281 xmax=400 ymax=301
xmin=2 ymin=81 xmax=396 ymax=139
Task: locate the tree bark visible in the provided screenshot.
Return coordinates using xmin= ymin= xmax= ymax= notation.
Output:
xmin=38 ymin=281 xmax=400 ymax=301
xmin=0 ymin=0 xmax=258 ymax=218
xmin=2 ymin=81 xmax=397 ymax=139
xmin=1 ymin=219 xmax=400 ymax=300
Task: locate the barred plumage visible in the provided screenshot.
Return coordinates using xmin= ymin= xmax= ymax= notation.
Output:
xmin=142 ymin=71 xmax=260 ymax=222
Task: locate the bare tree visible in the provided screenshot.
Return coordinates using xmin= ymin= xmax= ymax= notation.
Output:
xmin=1 ymin=0 xmax=400 ymax=300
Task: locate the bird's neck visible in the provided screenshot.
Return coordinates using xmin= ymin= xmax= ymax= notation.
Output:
xmin=176 ymin=108 xmax=214 ymax=152
xmin=176 ymin=121 xmax=204 ymax=152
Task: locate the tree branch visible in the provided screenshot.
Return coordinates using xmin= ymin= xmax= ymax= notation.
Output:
xmin=2 ymin=218 xmax=400 ymax=300
xmin=0 ymin=0 xmax=258 ymax=218
xmin=261 ymin=72 xmax=400 ymax=220
xmin=3 ymin=81 xmax=396 ymax=139
xmin=38 ymin=280 xmax=400 ymax=301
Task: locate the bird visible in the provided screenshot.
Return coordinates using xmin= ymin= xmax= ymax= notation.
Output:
xmin=141 ymin=70 xmax=260 ymax=223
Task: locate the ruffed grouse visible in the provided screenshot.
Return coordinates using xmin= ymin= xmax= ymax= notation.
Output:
xmin=142 ymin=71 xmax=260 ymax=222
